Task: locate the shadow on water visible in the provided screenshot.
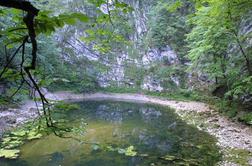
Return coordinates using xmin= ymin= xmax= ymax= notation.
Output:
xmin=0 ymin=101 xmax=221 ymax=166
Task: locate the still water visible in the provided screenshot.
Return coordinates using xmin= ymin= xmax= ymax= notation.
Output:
xmin=1 ymin=101 xmax=221 ymax=166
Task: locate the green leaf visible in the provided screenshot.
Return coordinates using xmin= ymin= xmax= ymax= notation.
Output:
xmin=125 ymin=146 xmax=137 ymax=157
xmin=0 ymin=149 xmax=20 ymax=159
xmin=160 ymin=155 xmax=177 ymax=161
xmin=166 ymin=1 xmax=183 ymax=12
xmin=71 ymin=13 xmax=89 ymax=22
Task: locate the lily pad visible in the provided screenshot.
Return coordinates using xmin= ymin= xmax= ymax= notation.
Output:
xmin=160 ymin=155 xmax=177 ymax=161
xmin=12 ymin=130 xmax=27 ymax=137
xmin=3 ymin=140 xmax=23 ymax=149
xmin=106 ymin=145 xmax=117 ymax=152
xmin=27 ymin=131 xmax=43 ymax=140
xmin=139 ymin=153 xmax=149 ymax=157
xmin=2 ymin=137 xmax=12 ymax=143
xmin=0 ymin=149 xmax=20 ymax=159
xmin=182 ymin=158 xmax=199 ymax=165
xmin=125 ymin=146 xmax=137 ymax=156
xmin=1 ymin=136 xmax=23 ymax=149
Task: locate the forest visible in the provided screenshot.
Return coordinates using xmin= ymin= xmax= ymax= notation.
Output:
xmin=0 ymin=0 xmax=252 ymax=166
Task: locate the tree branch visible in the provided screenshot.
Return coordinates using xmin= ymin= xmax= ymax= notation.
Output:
xmin=0 ymin=37 xmax=27 ymax=79
xmin=0 ymin=0 xmax=39 ymax=15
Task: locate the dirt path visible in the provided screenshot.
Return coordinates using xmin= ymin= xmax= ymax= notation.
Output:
xmin=1 ymin=91 xmax=252 ymax=165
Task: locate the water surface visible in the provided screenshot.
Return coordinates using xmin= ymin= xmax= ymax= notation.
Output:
xmin=1 ymin=101 xmax=221 ymax=166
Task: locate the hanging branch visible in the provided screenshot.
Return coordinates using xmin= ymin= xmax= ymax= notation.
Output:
xmin=226 ymin=3 xmax=252 ymax=76
xmin=0 ymin=40 xmax=26 ymax=79
xmin=0 ymin=0 xmax=54 ymax=127
xmin=0 ymin=0 xmax=86 ymax=136
xmin=0 ymin=0 xmax=39 ymax=15
xmin=20 ymin=38 xmax=32 ymax=88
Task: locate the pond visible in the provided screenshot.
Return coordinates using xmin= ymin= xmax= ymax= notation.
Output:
xmin=0 ymin=101 xmax=221 ymax=166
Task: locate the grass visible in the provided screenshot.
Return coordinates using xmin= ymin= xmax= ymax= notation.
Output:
xmin=224 ymin=148 xmax=252 ymax=166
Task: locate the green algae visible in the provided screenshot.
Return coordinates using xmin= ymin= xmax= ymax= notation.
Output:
xmin=0 ymin=121 xmax=44 ymax=159
xmin=27 ymin=132 xmax=43 ymax=140
xmin=0 ymin=149 xmax=20 ymax=159
xmin=124 ymin=146 xmax=137 ymax=156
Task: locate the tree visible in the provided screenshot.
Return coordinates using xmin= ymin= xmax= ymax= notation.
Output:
xmin=0 ymin=0 xmax=91 ymax=129
xmin=187 ymin=0 xmax=252 ymax=99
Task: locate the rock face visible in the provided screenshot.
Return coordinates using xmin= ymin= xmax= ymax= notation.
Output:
xmin=131 ymin=0 xmax=148 ymax=40
xmin=140 ymin=46 xmax=180 ymax=91
xmin=142 ymin=46 xmax=179 ymax=65
xmin=97 ymin=53 xmax=128 ymax=88
xmin=98 ymin=1 xmax=182 ymax=91
xmin=141 ymin=76 xmax=164 ymax=92
xmin=96 ymin=0 xmax=155 ymax=88
xmin=56 ymin=0 xmax=183 ymax=91
xmin=239 ymin=10 xmax=252 ymax=50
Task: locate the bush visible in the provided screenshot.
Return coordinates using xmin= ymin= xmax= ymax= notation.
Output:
xmin=238 ymin=113 xmax=252 ymax=125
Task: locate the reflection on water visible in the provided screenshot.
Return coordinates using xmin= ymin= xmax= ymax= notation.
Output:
xmin=0 ymin=101 xmax=221 ymax=166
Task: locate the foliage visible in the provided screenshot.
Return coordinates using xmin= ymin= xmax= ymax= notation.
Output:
xmin=187 ymin=0 xmax=252 ymax=100
xmin=0 ymin=122 xmax=44 ymax=159
xmin=0 ymin=149 xmax=20 ymax=159
xmin=0 ymin=0 xmax=252 ymax=134
xmin=0 ymin=0 xmax=133 ymax=102
xmin=145 ymin=0 xmax=193 ymax=59
xmin=123 ymin=62 xmax=145 ymax=87
xmin=0 ymin=101 xmax=84 ymax=159
xmin=102 ymin=86 xmax=205 ymax=101
xmin=102 ymin=145 xmax=137 ymax=157
xmin=224 ymin=148 xmax=252 ymax=166
xmin=238 ymin=112 xmax=252 ymax=125
xmin=226 ymin=76 xmax=252 ymax=99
